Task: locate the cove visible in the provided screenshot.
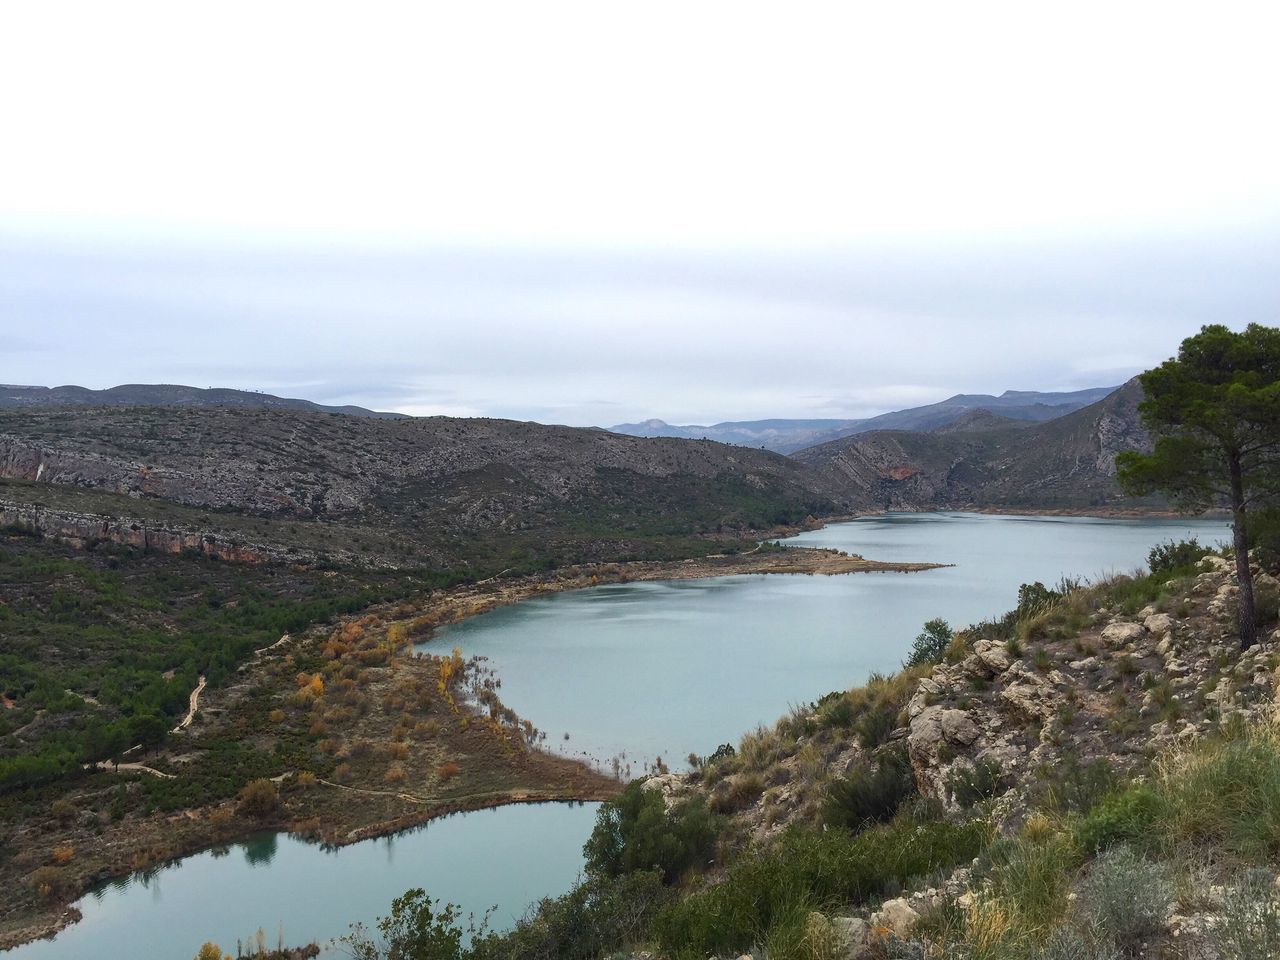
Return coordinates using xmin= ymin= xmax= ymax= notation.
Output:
xmin=428 ymin=512 xmax=1230 ymax=774
xmin=5 ymin=801 xmax=598 ymax=960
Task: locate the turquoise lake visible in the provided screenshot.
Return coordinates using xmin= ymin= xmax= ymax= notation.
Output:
xmin=7 ymin=512 xmax=1230 ymax=958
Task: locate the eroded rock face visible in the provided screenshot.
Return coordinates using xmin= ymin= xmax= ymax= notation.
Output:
xmin=0 ymin=500 xmax=290 ymax=564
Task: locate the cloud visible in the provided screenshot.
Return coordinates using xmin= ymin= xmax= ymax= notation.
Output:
xmin=2 ymin=223 xmax=1277 ymax=426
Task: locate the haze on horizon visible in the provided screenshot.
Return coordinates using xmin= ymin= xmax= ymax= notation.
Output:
xmin=3 ymin=2 xmax=1278 ymax=427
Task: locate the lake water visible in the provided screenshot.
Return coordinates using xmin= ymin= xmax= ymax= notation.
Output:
xmin=9 ymin=512 xmax=1229 ymax=959
xmin=429 ymin=512 xmax=1229 ymax=773
xmin=7 ymin=802 xmax=598 ymax=959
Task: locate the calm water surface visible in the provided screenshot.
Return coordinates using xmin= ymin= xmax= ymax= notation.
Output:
xmin=7 ymin=802 xmax=597 ymax=959
xmin=429 ymin=512 xmax=1229 ymax=772
xmin=10 ymin=513 xmax=1228 ymax=959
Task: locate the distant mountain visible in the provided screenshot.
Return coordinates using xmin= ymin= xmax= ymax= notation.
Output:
xmin=609 ymin=386 xmax=1118 ymax=453
xmin=792 ymin=380 xmax=1154 ymax=510
xmin=0 ymin=383 xmax=405 ymax=419
xmin=0 ymin=404 xmax=844 ymax=569
xmin=608 ymin=417 xmax=866 ymax=453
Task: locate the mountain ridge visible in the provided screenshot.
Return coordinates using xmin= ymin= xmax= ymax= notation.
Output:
xmin=0 ymin=383 xmax=405 ymax=419
xmin=610 ymin=385 xmax=1118 ymax=452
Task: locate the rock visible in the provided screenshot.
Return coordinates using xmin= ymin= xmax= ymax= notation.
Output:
xmin=941 ymin=709 xmax=980 ymax=746
xmin=998 ymin=663 xmax=1059 ymax=721
xmin=829 ymin=916 xmax=868 ymax=952
xmin=1139 ymin=604 xmax=1158 ymax=618
xmin=1101 ymin=621 xmax=1145 ymax=646
xmin=1156 ymin=636 xmax=1173 ymax=657
xmin=870 ymin=898 xmax=919 ymax=939
xmin=972 ymin=639 xmax=1013 ymax=675
xmin=1217 ymin=583 xmax=1240 ymax=599
xmin=1202 ymin=555 xmax=1233 ymax=573
xmin=1144 ymin=613 xmax=1175 ymax=638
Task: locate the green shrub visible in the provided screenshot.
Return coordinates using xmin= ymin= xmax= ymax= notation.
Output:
xmin=469 ymin=870 xmax=672 ymax=960
xmin=815 ymin=693 xmax=855 ymax=729
xmin=949 ymin=758 xmax=1010 ymax=808
xmin=904 ymin=618 xmax=953 ymax=669
xmin=822 ymin=747 xmax=916 ymax=832
xmin=1074 ymin=785 xmax=1160 ymax=854
xmin=1156 ymin=727 xmax=1280 ymax=861
xmin=651 ymin=815 xmax=986 ymax=956
xmin=340 ymin=888 xmax=484 ymax=960
xmin=986 ymin=826 xmax=1081 ymax=936
xmin=1147 ymin=538 xmax=1205 ymax=576
xmin=583 ymin=780 xmax=722 ymax=883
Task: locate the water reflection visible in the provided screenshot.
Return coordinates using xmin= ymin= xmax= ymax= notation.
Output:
xmin=243 ymin=832 xmax=278 ymax=867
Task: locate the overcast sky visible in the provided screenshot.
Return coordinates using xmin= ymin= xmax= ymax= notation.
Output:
xmin=3 ymin=2 xmax=1278 ymax=425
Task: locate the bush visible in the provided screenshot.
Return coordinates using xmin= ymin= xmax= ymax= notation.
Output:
xmin=949 ymin=758 xmax=1009 ymax=808
xmin=905 ymin=618 xmax=953 ymax=668
xmin=236 ymin=778 xmax=278 ymax=818
xmin=651 ymin=815 xmax=986 ymax=956
xmin=1078 ymin=845 xmax=1171 ymax=952
xmin=1214 ymin=868 xmax=1280 ymax=960
xmin=1074 ymin=785 xmax=1160 ymax=854
xmin=1156 ymin=726 xmax=1280 ymax=861
xmin=469 ymin=870 xmax=673 ymax=960
xmin=1147 ymin=538 xmax=1205 ymax=576
xmin=584 ymin=780 xmax=723 ymax=884
xmin=822 ymin=747 xmax=916 ymax=832
xmin=340 ymin=888 xmax=484 ymax=960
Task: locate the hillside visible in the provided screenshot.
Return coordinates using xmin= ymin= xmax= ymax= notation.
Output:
xmin=0 ymin=406 xmax=847 ymax=570
xmin=0 ymin=383 xmax=403 ymax=419
xmin=793 ymin=379 xmax=1155 ymax=510
xmin=610 ymin=386 xmax=1116 ymax=453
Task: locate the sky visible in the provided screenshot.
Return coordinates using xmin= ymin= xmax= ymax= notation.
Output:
xmin=2 ymin=1 xmax=1278 ymax=426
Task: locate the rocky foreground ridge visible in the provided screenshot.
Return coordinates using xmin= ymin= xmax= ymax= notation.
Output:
xmin=639 ymin=551 xmax=1280 ymax=959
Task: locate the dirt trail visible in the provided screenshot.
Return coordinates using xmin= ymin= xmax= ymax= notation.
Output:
xmin=86 ymin=760 xmax=175 ymax=779
xmin=172 ymin=675 xmax=206 ymax=733
xmin=254 ymin=632 xmax=291 ymax=657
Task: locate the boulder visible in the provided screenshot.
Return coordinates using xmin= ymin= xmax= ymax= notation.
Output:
xmin=870 ymin=898 xmax=919 ymax=939
xmin=829 ymin=915 xmax=868 ymax=952
xmin=972 ymin=639 xmax=1013 ymax=675
xmin=1144 ymin=613 xmax=1174 ymax=638
xmin=1101 ymin=621 xmax=1145 ymax=646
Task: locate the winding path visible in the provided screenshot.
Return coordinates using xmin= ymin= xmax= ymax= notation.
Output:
xmin=172 ymin=675 xmax=207 ymax=733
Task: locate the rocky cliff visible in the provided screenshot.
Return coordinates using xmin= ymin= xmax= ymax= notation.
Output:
xmin=793 ymin=379 xmax=1155 ymax=510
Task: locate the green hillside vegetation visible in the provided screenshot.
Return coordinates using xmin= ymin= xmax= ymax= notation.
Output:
xmin=0 ymin=531 xmax=426 ymax=790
